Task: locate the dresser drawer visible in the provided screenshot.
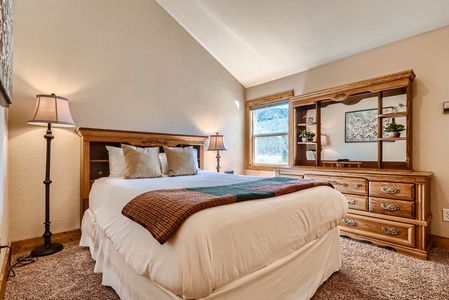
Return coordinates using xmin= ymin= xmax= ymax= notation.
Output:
xmin=305 ymin=175 xmax=367 ymax=195
xmin=369 ymin=181 xmax=414 ymax=201
xmin=340 ymin=214 xmax=415 ymax=247
xmin=369 ymin=197 xmax=415 ymax=219
xmin=345 ymin=194 xmax=368 ymax=211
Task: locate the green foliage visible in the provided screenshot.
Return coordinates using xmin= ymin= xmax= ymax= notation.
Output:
xmin=254 ymin=106 xmax=288 ymax=134
xmin=384 ymin=122 xmax=405 ymax=132
xmin=254 ymin=135 xmax=288 ymax=163
xmin=298 ymin=130 xmax=316 ymax=139
xmin=253 ymin=104 xmax=289 ymax=162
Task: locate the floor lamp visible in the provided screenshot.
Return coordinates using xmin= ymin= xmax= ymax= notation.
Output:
xmin=207 ymin=132 xmax=227 ymax=172
xmin=27 ymin=94 xmax=76 ymax=257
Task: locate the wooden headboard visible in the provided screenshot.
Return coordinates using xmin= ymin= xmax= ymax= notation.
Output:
xmin=76 ymin=127 xmax=208 ymax=221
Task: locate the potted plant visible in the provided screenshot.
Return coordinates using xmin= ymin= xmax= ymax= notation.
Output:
xmin=299 ymin=130 xmax=316 ymax=142
xmin=384 ymin=122 xmax=405 ymax=138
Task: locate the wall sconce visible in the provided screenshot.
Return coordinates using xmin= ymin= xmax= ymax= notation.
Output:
xmin=207 ymin=132 xmax=227 ymax=172
xmin=444 ymin=101 xmax=449 ymax=114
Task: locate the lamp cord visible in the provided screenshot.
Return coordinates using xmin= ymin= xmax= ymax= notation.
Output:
xmin=0 ymin=245 xmax=38 ymax=278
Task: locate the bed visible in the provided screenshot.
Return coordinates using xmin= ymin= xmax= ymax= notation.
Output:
xmin=76 ymin=127 xmax=348 ymax=300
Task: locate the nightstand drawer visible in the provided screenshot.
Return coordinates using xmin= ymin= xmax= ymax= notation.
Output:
xmin=345 ymin=194 xmax=368 ymax=211
xmin=369 ymin=197 xmax=415 ymax=219
xmin=369 ymin=181 xmax=414 ymax=201
xmin=340 ymin=214 xmax=415 ymax=247
xmin=305 ymin=175 xmax=367 ymax=195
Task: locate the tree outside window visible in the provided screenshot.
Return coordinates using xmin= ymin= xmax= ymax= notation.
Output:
xmin=252 ymin=103 xmax=288 ymax=164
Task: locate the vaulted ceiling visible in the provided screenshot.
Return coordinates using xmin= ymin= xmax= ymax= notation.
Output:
xmin=156 ymin=0 xmax=449 ymax=87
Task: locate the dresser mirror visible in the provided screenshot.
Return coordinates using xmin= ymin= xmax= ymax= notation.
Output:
xmin=316 ymin=94 xmax=407 ymax=162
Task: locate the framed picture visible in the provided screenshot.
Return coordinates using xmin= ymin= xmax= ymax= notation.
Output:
xmin=345 ymin=108 xmax=393 ymax=142
xmin=0 ymin=0 xmax=13 ymax=107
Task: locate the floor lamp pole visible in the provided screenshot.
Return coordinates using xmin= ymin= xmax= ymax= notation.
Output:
xmin=31 ymin=123 xmax=64 ymax=257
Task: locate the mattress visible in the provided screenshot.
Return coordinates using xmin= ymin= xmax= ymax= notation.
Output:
xmin=82 ymin=171 xmax=348 ymax=299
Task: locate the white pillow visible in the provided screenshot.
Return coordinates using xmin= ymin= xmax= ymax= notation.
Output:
xmin=159 ymin=152 xmax=169 ymax=175
xmin=122 ymin=145 xmax=162 ymax=179
xmin=106 ymin=145 xmax=125 ymax=177
xmin=163 ymin=146 xmax=198 ymax=176
xmin=192 ymin=148 xmax=200 ymax=170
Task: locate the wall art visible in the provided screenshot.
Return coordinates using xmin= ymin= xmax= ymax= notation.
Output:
xmin=0 ymin=0 xmax=13 ymax=107
xmin=345 ymin=108 xmax=393 ymax=142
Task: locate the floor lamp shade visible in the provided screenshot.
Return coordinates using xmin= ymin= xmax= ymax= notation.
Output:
xmin=207 ymin=132 xmax=227 ymax=172
xmin=28 ymin=94 xmax=76 ymax=127
xmin=28 ymin=94 xmax=76 ymax=257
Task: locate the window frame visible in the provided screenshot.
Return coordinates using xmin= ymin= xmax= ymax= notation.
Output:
xmin=245 ymin=90 xmax=293 ymax=171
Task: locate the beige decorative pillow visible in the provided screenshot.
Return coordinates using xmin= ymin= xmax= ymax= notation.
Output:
xmin=163 ymin=146 xmax=198 ymax=176
xmin=122 ymin=145 xmax=162 ymax=179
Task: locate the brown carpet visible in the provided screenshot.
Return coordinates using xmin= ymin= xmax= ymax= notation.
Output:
xmin=5 ymin=237 xmax=449 ymax=300
xmin=313 ymin=238 xmax=449 ymax=300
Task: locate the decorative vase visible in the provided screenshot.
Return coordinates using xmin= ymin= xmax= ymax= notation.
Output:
xmin=301 ymin=137 xmax=307 ymax=142
xmin=386 ymin=131 xmax=400 ymax=138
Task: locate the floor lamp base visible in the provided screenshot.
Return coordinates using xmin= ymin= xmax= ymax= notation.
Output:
xmin=30 ymin=242 xmax=63 ymax=257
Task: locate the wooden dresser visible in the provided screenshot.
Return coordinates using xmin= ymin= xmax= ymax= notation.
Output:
xmin=275 ymin=166 xmax=433 ymax=259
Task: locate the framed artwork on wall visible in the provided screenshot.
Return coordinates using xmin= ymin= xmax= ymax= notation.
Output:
xmin=0 ymin=0 xmax=13 ymax=107
xmin=345 ymin=108 xmax=393 ymax=142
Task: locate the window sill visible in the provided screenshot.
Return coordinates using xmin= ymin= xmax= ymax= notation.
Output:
xmin=246 ymin=164 xmax=287 ymax=171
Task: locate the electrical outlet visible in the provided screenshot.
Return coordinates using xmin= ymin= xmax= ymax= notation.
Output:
xmin=443 ymin=209 xmax=449 ymax=222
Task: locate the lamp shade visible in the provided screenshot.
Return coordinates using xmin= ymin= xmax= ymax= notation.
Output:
xmin=321 ymin=134 xmax=328 ymax=145
xmin=28 ymin=94 xmax=76 ymax=127
xmin=207 ymin=133 xmax=227 ymax=151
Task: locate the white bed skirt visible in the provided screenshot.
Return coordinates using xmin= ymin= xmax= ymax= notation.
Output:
xmin=80 ymin=208 xmax=341 ymax=300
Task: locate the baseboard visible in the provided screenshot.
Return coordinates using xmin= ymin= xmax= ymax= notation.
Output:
xmin=11 ymin=229 xmax=81 ymax=255
xmin=0 ymin=243 xmax=11 ymax=300
xmin=432 ymin=235 xmax=449 ymax=251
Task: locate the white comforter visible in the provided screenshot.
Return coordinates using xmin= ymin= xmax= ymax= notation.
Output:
xmin=85 ymin=171 xmax=348 ymax=299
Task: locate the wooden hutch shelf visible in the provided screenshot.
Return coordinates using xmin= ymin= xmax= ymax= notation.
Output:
xmin=289 ymin=69 xmax=415 ymax=170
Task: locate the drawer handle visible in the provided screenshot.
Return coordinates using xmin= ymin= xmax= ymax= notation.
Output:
xmin=329 ymin=181 xmax=348 ymax=187
xmin=342 ymin=219 xmax=358 ymax=226
xmin=381 ymin=203 xmax=400 ymax=211
xmin=381 ymin=187 xmax=400 ymax=194
xmin=382 ymin=227 xmax=401 ymax=235
xmin=347 ymin=198 xmax=358 ymax=205
xmin=354 ymin=184 xmax=360 ymax=188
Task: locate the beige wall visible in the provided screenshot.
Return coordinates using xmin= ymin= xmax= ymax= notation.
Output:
xmin=8 ymin=0 xmax=245 ymax=242
xmin=247 ymin=26 xmax=449 ymax=239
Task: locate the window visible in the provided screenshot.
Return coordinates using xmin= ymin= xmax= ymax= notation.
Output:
xmin=252 ymin=102 xmax=289 ymax=164
xmin=245 ymin=91 xmax=293 ymax=170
